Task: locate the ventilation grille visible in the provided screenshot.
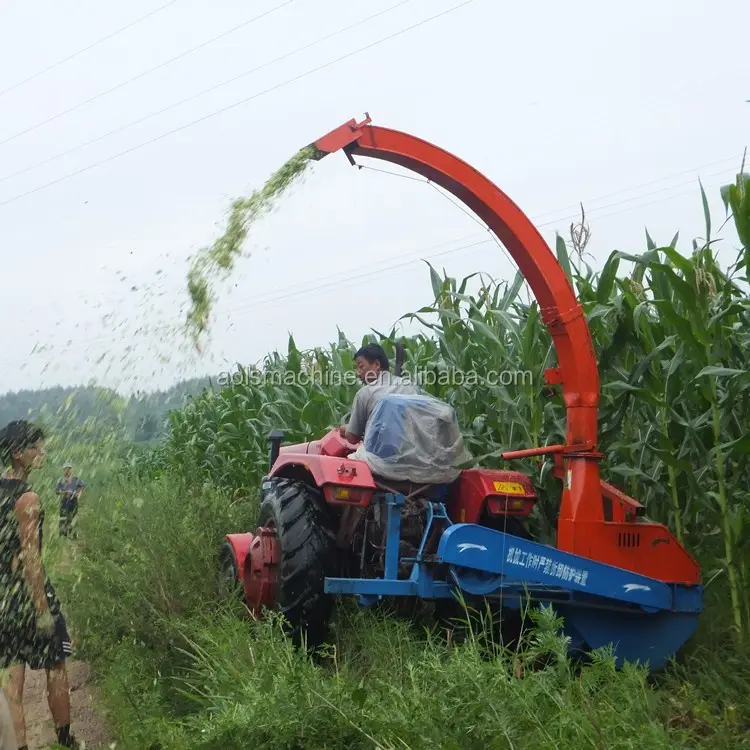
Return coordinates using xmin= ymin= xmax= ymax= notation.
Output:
xmin=618 ymin=532 xmax=641 ymax=548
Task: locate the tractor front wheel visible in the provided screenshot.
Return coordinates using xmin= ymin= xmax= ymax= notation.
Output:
xmin=255 ymin=477 xmax=339 ymax=649
xmin=218 ymin=541 xmax=243 ymax=599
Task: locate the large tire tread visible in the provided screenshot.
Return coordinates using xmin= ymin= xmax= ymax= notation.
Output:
xmin=258 ymin=477 xmax=338 ymax=648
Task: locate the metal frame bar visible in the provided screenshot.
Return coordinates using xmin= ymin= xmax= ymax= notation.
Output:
xmin=324 ymin=493 xmax=701 ymax=617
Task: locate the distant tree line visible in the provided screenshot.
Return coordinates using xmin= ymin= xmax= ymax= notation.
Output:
xmin=0 ymin=377 xmax=214 ymax=444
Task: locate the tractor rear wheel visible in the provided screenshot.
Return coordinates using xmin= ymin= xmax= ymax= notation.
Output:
xmin=257 ymin=477 xmax=338 ymax=649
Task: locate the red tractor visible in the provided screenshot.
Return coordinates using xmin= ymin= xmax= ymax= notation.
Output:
xmin=220 ymin=115 xmax=703 ymax=670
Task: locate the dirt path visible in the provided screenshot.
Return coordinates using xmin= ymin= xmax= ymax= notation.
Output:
xmin=21 ymin=659 xmax=114 ymax=749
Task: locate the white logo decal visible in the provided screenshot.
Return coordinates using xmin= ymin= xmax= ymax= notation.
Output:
xmin=457 ymin=543 xmax=488 ymax=553
xmin=623 ymin=583 xmax=651 ymax=592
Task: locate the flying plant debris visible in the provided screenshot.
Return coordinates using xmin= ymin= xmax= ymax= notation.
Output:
xmin=185 ymin=143 xmax=320 ymax=350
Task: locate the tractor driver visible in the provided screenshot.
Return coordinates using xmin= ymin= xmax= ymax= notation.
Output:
xmin=339 ymin=344 xmax=422 ymax=444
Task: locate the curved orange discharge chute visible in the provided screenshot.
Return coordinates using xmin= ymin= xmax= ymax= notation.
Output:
xmin=309 ymin=114 xmax=700 ymax=586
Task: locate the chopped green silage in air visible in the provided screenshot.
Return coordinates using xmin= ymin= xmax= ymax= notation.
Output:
xmin=185 ymin=144 xmax=320 ymax=350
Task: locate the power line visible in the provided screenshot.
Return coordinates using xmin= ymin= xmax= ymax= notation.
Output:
xmin=0 ymin=0 xmax=299 ymax=148
xmin=0 ymin=0 xmax=477 ymax=208
xmin=11 ymin=235 xmax=496 ymax=361
xmin=15 ymin=157 xmax=745 ymax=359
xmin=581 ymin=172 xmax=737 ymax=227
xmin=504 ymin=154 xmax=745 ymax=225
xmin=0 ymin=0 xmax=182 ymax=99
xmin=9 ymin=232 xmax=497 ymax=361
xmin=4 ymin=0 xmax=737 ymax=216
xmin=10 ymin=165 xmax=738 ymax=362
xmin=352 ymin=157 xmax=743 ymax=239
xmin=211 ymin=239 xmax=495 ymax=317
xmin=527 ymin=162 xmax=743 ymax=225
xmin=209 ymin=169 xmax=740 ymax=322
xmin=358 ymin=155 xmax=747 ymax=229
xmin=0 ymin=0 xmax=416 ymax=186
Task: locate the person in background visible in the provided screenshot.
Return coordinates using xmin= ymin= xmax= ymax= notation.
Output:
xmin=0 ymin=420 xmax=79 ymax=749
xmin=56 ymin=463 xmax=85 ymax=539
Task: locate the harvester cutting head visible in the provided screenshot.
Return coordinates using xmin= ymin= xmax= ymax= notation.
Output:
xmin=222 ymin=114 xmax=702 ymax=671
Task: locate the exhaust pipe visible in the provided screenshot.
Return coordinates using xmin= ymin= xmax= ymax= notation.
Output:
xmin=267 ymin=429 xmax=284 ymax=470
xmin=394 ymin=342 xmax=404 ymax=376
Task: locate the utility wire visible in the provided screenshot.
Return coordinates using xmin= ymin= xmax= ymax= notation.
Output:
xmin=4 ymin=0 xmax=738 ymax=215
xmin=357 ymin=154 xmax=747 ymax=229
xmin=10 ymin=236 xmax=497 ymax=362
xmin=202 ymin=169 xmax=739 ymax=322
xmin=0 ymin=0 xmax=299 ymax=148
xmin=0 ymin=0 xmax=415 ymax=186
xmin=0 ymin=0 xmax=182 ymax=99
xmin=355 ymin=159 xmax=742 ymax=236
xmin=11 ymin=165 xmax=737 ymax=361
xmin=0 ymin=0 xmax=476 ymax=208
xmin=17 ymin=160 xmax=744 ymax=354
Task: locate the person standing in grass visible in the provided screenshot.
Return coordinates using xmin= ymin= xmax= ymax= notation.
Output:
xmin=55 ymin=462 xmax=85 ymax=539
xmin=0 ymin=420 xmax=79 ymax=750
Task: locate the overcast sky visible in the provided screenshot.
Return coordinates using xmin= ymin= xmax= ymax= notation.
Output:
xmin=1 ymin=0 xmax=748 ymax=397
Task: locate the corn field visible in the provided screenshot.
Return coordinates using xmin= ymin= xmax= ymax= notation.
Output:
xmin=130 ymin=176 xmax=750 ymax=643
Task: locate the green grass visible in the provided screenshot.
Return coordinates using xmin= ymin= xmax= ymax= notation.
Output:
xmin=52 ymin=473 xmax=749 ymax=750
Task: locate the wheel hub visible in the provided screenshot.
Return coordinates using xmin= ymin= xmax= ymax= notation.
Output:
xmin=242 ymin=526 xmax=280 ymax=617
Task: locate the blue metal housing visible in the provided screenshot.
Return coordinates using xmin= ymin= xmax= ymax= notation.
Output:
xmin=324 ymin=492 xmax=703 ymax=670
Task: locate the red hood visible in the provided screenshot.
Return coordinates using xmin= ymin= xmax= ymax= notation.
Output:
xmin=278 ymin=427 xmax=356 ymax=458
